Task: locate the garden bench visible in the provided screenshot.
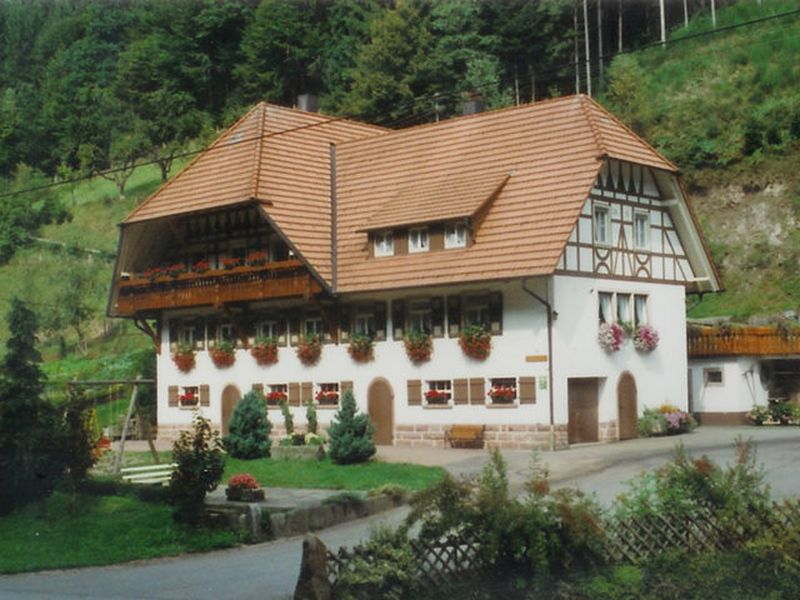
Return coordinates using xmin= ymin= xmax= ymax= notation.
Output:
xmin=445 ymin=425 xmax=485 ymax=449
xmin=120 ymin=463 xmax=178 ymax=486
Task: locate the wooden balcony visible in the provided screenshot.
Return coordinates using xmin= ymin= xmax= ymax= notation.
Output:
xmin=688 ymin=326 xmax=800 ymax=358
xmin=113 ymin=259 xmax=321 ymax=316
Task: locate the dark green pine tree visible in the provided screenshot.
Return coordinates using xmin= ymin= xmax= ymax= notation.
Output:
xmin=328 ymin=388 xmax=375 ymax=465
xmin=222 ymin=390 xmax=272 ymax=459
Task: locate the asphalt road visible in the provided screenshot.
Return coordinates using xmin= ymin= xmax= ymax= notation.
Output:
xmin=2 ymin=427 xmax=799 ymax=600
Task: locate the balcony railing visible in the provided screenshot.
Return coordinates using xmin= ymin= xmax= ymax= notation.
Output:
xmin=114 ymin=259 xmax=321 ymax=315
xmin=688 ymin=326 xmax=800 ymax=357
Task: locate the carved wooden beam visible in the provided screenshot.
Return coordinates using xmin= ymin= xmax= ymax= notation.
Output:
xmin=133 ymin=317 xmax=161 ymax=354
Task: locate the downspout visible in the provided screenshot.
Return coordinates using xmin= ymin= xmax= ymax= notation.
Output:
xmin=521 ymin=278 xmax=558 ymax=451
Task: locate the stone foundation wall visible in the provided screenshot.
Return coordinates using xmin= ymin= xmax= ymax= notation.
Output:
xmin=395 ymin=423 xmax=569 ymax=450
xmin=599 ymin=420 xmax=618 ymax=443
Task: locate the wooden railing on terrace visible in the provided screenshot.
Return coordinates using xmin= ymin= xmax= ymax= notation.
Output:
xmin=113 ymin=259 xmax=321 ymax=315
xmin=688 ymin=326 xmax=800 ymax=357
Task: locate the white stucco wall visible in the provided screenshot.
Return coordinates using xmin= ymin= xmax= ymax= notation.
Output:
xmin=688 ymin=356 xmax=768 ymax=414
xmin=156 ymin=279 xmax=552 ymax=435
xmin=551 ymin=274 xmax=690 ymax=425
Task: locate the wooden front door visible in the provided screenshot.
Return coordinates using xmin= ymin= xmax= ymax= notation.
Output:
xmin=367 ymin=378 xmax=394 ymax=445
xmin=568 ymin=378 xmax=599 ymax=444
xmin=617 ymin=372 xmax=638 ymax=441
xmin=221 ymin=385 xmax=241 ymax=435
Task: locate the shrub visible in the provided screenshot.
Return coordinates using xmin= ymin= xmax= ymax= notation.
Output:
xmin=637 ymin=408 xmax=667 ymax=437
xmin=305 ymin=398 xmax=318 ymax=434
xmin=169 ymin=415 xmax=225 ymax=524
xmin=328 ymin=388 xmax=376 ymax=465
xmin=222 ymin=390 xmax=272 ymax=459
xmin=279 ymin=399 xmax=294 ymax=436
xmin=747 ymin=404 xmax=771 ymax=425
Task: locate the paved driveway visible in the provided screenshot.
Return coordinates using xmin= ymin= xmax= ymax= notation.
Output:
xmin=1 ymin=426 xmax=798 ymax=600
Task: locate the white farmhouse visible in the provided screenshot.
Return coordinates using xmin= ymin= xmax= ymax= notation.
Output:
xmin=108 ymin=94 xmax=721 ymax=449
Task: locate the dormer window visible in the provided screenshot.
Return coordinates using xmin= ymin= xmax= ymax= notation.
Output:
xmin=409 ymin=228 xmax=429 ymax=253
xmin=374 ymin=231 xmax=394 ymax=257
xmin=445 ymin=221 xmax=468 ymax=249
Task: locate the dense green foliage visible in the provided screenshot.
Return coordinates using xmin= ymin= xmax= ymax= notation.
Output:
xmin=169 ymin=415 xmax=225 ymax=524
xmin=222 ymin=390 xmax=272 ymax=459
xmin=328 ymin=389 xmax=376 ymax=465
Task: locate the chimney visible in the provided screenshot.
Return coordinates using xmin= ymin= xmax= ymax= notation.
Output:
xmin=297 ymin=93 xmax=320 ymax=113
xmin=462 ymin=93 xmax=486 ymax=116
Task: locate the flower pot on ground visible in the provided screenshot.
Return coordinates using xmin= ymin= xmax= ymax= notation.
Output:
xmin=296 ymin=336 xmax=322 ymax=366
xmin=404 ymin=330 xmax=432 ymax=364
xmin=598 ymin=322 xmax=624 ymax=352
xmin=251 ymin=337 xmax=279 ymax=366
xmin=348 ymin=333 xmax=374 ymax=363
xmin=634 ymin=324 xmax=660 ymax=352
xmin=225 ymin=473 xmax=265 ymax=502
xmin=210 ymin=341 xmax=236 ymax=368
xmin=459 ymin=324 xmax=491 ymax=360
xmin=172 ymin=343 xmax=196 ymax=373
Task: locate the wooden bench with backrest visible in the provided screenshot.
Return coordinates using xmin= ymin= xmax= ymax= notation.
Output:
xmin=120 ymin=463 xmax=178 ymax=486
xmin=445 ymin=425 xmax=486 ymax=449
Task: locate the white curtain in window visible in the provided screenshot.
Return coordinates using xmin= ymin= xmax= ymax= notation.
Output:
xmin=599 ymin=293 xmax=613 ymax=323
xmin=634 ymin=295 xmax=648 ymax=326
xmin=617 ymin=294 xmax=631 ymax=325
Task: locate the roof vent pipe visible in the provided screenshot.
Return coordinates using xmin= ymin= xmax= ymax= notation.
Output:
xmin=297 ymin=93 xmax=320 ymax=113
xmin=462 ymin=93 xmax=486 ymax=115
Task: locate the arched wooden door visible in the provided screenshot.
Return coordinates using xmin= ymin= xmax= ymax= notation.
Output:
xmin=367 ymin=378 xmax=394 ymax=446
xmin=617 ymin=373 xmax=638 ymax=441
xmin=221 ymin=385 xmax=241 ymax=436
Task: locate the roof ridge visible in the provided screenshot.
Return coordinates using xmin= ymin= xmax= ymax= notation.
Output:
xmin=250 ymin=104 xmax=267 ymax=200
xmin=579 ymin=94 xmax=608 ymax=158
xmin=123 ymin=102 xmax=266 ymax=224
xmin=584 ymin=96 xmax=679 ymax=172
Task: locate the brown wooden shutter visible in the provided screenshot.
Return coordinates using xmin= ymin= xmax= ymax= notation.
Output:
xmin=193 ymin=317 xmax=206 ymax=350
xmin=199 ymin=384 xmax=210 ymax=407
xmin=374 ymin=302 xmax=387 ymax=341
xmin=431 ymin=297 xmax=445 ymax=338
xmin=447 ymin=296 xmax=462 ymax=337
xmin=168 ymin=319 xmax=178 ymax=353
xmin=429 ymin=223 xmax=444 ymax=251
xmin=407 ymin=380 xmax=422 ymax=406
xmin=489 ymin=292 xmax=503 ymax=335
xmin=340 ymin=381 xmax=354 ymax=396
xmin=469 ymin=378 xmax=485 ymax=405
xmin=339 ymin=305 xmax=351 ymax=343
xmin=288 ymin=382 xmax=300 ymax=405
xmin=519 ymin=377 xmax=536 ymax=404
xmin=392 ymin=300 xmax=405 ymax=340
xmin=300 ymin=382 xmax=313 ymax=405
xmin=168 ymin=385 xmax=179 ymax=407
xmin=453 ymin=378 xmax=469 ymax=405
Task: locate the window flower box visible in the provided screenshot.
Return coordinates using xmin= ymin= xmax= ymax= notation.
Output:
xmin=266 ymin=390 xmax=287 ymax=405
xmin=488 ymin=386 xmax=516 ymax=404
xmin=245 ymin=250 xmax=269 ymax=267
xmin=172 ymin=344 xmax=196 ymax=373
xmin=165 ymin=263 xmax=187 ymax=278
xmin=179 ymin=391 xmax=199 ymax=407
xmin=210 ymin=341 xmax=236 ymax=368
xmin=251 ymin=337 xmax=279 ymax=366
xmin=221 ymin=257 xmax=242 ymax=270
xmin=296 ymin=336 xmax=322 ymax=366
xmin=192 ymin=259 xmax=210 ymax=274
xmin=348 ymin=333 xmax=374 ymax=363
xmin=424 ymin=389 xmax=450 ymax=405
xmin=405 ymin=330 xmax=432 ymax=364
xmin=459 ymin=324 xmax=491 ymax=360
xmin=315 ymin=390 xmax=339 ymax=405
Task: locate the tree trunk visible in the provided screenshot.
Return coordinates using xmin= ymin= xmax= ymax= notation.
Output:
xmin=583 ymin=0 xmax=591 ymax=96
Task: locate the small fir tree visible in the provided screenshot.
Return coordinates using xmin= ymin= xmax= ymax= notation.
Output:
xmin=222 ymin=390 xmax=272 ymax=459
xmin=280 ymin=399 xmax=294 ymax=436
xmin=328 ymin=388 xmax=376 ymax=465
xmin=306 ymin=397 xmax=318 ymax=435
xmin=169 ymin=414 xmax=225 ymax=524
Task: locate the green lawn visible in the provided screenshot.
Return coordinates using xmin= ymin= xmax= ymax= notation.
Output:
xmin=0 ymin=492 xmax=243 ymax=575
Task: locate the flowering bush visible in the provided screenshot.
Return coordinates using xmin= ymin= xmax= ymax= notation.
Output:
xmin=598 ymin=322 xmax=624 ymax=352
xmin=192 ymin=259 xmax=210 ymax=273
xmin=251 ymin=336 xmax=278 ymax=365
xmin=747 ymin=405 xmax=772 ymax=425
xmin=404 ymin=330 xmax=432 ymax=364
xmin=424 ymin=389 xmax=450 ymax=404
xmin=245 ymin=250 xmax=268 ymax=266
xmin=210 ymin=341 xmax=236 ymax=368
xmin=459 ymin=324 xmax=491 ymax=360
xmin=221 ymin=256 xmax=242 ymax=270
xmin=348 ymin=333 xmax=374 ymax=363
xmin=634 ymin=324 xmax=659 ymax=352
xmin=316 ymin=390 xmax=339 ymax=404
xmin=172 ymin=343 xmax=195 ymax=373
xmin=488 ymin=386 xmax=516 ymax=403
xmin=227 ymin=473 xmax=260 ymax=490
xmin=296 ymin=335 xmax=322 ymax=365
xmin=638 ymin=406 xmax=697 ymax=437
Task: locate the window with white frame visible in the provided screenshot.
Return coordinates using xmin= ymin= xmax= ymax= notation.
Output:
xmin=316 ymin=382 xmax=340 ymax=405
xmin=444 ymin=221 xmax=468 ymax=249
xmin=178 ymin=322 xmax=197 ymax=346
xmin=424 ymin=380 xmax=451 ymax=405
xmin=464 ymin=295 xmax=490 ymax=329
xmin=704 ymin=368 xmax=723 ymax=385
xmin=598 ymin=292 xmax=613 ymax=324
xmin=179 ymin=385 xmax=199 ymax=407
xmin=488 ymin=377 xmax=517 ymax=404
xmin=374 ymin=231 xmax=394 ymax=257
xmin=354 ymin=307 xmax=376 ymax=337
xmin=218 ymin=321 xmax=235 ymax=342
xmin=633 ymin=210 xmax=650 ymax=250
xmin=304 ymin=317 xmax=325 ymax=338
xmin=408 ymin=300 xmax=433 ymax=334
xmin=634 ymin=294 xmax=648 ymax=326
xmin=266 ymin=384 xmax=288 ymax=406
xmin=408 ymin=228 xmax=429 ymax=253
xmin=257 ymin=320 xmax=278 ymax=339
xmin=616 ymin=294 xmax=632 ymax=329
xmin=598 ymin=292 xmax=649 ymax=327
xmin=593 ymin=203 xmax=611 ymax=245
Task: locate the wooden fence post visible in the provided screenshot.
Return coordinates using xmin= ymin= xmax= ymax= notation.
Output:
xmin=294 ymin=534 xmax=331 ymax=600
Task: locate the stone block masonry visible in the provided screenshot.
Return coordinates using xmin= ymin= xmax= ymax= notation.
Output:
xmin=395 ymin=423 xmax=569 ymax=450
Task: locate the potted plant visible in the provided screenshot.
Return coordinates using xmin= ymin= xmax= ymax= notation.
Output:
xmin=296 ymin=335 xmax=322 ymax=366
xmin=210 ymin=340 xmax=236 ymax=368
xmin=315 ymin=389 xmax=339 ymax=406
xmin=459 ymin=324 xmax=491 ymax=360
xmin=404 ymin=330 xmax=432 ymax=364
xmin=487 ymin=385 xmax=516 ymax=404
xmin=348 ymin=333 xmax=374 ymax=363
xmin=245 ymin=250 xmax=268 ymax=267
xmin=634 ymin=324 xmax=659 ymax=352
xmin=251 ymin=336 xmax=279 ymax=365
xmin=172 ymin=343 xmax=196 ymax=373
xmin=598 ymin=322 xmax=624 ymax=352
xmin=225 ymin=473 xmax=265 ymax=502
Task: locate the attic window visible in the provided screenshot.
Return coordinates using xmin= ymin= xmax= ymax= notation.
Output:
xmin=409 ymin=228 xmax=429 ymax=253
xmin=445 ymin=221 xmax=468 ymax=249
xmin=374 ymin=231 xmax=394 ymax=257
